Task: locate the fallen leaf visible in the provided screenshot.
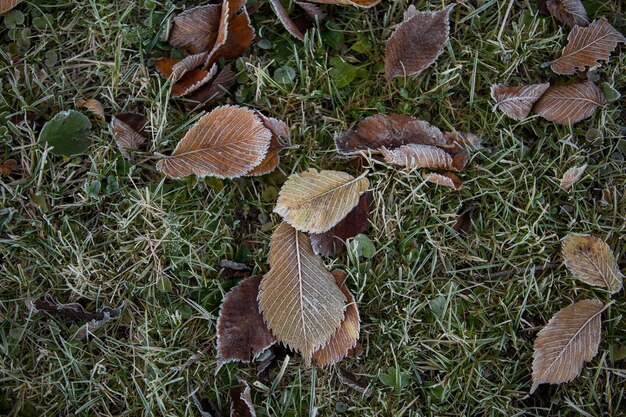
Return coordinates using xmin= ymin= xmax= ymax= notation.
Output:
xmin=230 ymin=379 xmax=256 ymax=417
xmin=295 ymin=1 xmax=326 ymax=20
xmin=0 ymin=0 xmax=21 ymax=14
xmin=74 ymin=302 xmax=125 ymax=340
xmin=246 ymin=114 xmax=291 ymax=176
xmin=382 ymin=144 xmax=456 ymax=171
xmin=185 ymin=64 xmax=237 ymax=110
xmin=310 ymin=191 xmax=373 ymax=256
xmin=156 ymin=105 xmax=272 ymax=179
xmin=533 ymin=81 xmax=606 ymax=125
xmin=270 ymin=0 xmax=304 ymax=41
xmin=274 ymin=169 xmax=370 ymax=233
xmin=545 ymin=0 xmax=589 ymax=28
xmin=491 ymin=83 xmax=551 ymax=121
xmin=560 ymin=163 xmax=587 ymax=190
xmin=38 ymin=110 xmax=92 ymax=156
xmin=531 ymin=299 xmax=603 ymax=394
xmin=75 ymin=98 xmax=106 ymax=121
xmin=385 ymin=5 xmax=454 ymax=79
xmin=0 ymin=159 xmax=17 ymax=176
xmin=216 ymin=275 xmax=276 ymax=372
xmin=204 ymin=0 xmax=255 ymax=69
xmin=562 ymin=234 xmax=623 ymax=293
xmin=337 ymin=368 xmax=371 ymax=397
xmin=191 ymin=390 xmax=224 ymax=417
xmin=110 ymin=113 xmax=148 ymax=160
xmin=217 ymin=259 xmax=250 ymax=280
xmin=313 ymin=270 xmax=360 ymax=366
xmin=155 ymin=55 xmax=218 ymax=97
xmin=452 ymin=203 xmax=477 ymax=235
xmin=258 ymin=222 xmax=346 ymax=362
xmin=306 ymin=0 xmax=381 ymax=7
xmin=169 ymin=4 xmax=222 ymax=53
xmin=550 ymin=18 xmax=626 ymax=75
xmin=443 ymin=131 xmax=482 ymax=151
xmin=171 ymin=52 xmax=210 ymax=82
xmin=423 ymin=172 xmax=462 ymax=190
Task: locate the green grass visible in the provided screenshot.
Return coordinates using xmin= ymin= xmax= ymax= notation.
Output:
xmin=1 ymin=0 xmax=625 ymax=416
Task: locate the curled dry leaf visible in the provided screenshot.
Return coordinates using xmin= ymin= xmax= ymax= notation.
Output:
xmin=562 ymin=234 xmax=623 ymax=293
xmin=531 ymin=299 xmax=603 ymax=394
xmin=270 ymin=0 xmax=304 ymax=41
xmin=216 ymin=276 xmax=276 ymax=371
xmin=111 ymin=113 xmax=148 ymax=159
xmin=382 ymin=144 xmax=456 ymax=171
xmin=169 ymin=4 xmax=222 ymax=53
xmin=156 ymin=105 xmax=272 ymax=179
xmin=545 ymin=0 xmax=589 ymax=28
xmin=258 ymin=222 xmax=347 ymax=362
xmin=491 ymin=84 xmax=550 ymax=121
xmin=310 ymin=191 xmax=373 ymax=256
xmin=274 ymin=169 xmax=370 ymax=234
xmin=423 ymin=172 xmax=462 ymax=190
xmin=247 ymin=114 xmax=291 ymax=176
xmin=185 ymin=64 xmax=237 ymax=110
xmin=230 ymin=379 xmax=256 ymax=417
xmin=550 ymin=18 xmax=626 ymax=75
xmin=204 ymin=0 xmax=255 ymax=69
xmin=560 ymin=163 xmax=587 ymax=190
xmin=0 ymin=0 xmax=21 ymax=14
xmin=444 ymin=131 xmax=481 ymax=151
xmin=533 ymin=81 xmax=606 ymax=125
xmin=306 ymin=0 xmax=381 ymax=7
xmin=74 ymin=302 xmax=125 ymax=340
xmin=155 ymin=55 xmax=218 ymax=97
xmin=75 ymin=98 xmax=106 ymax=121
xmin=385 ymin=5 xmax=454 ymax=80
xmin=312 ymin=270 xmax=360 ymax=366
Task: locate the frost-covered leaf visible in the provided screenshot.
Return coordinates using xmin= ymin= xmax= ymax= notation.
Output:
xmin=258 ymin=222 xmax=347 ymax=362
xmin=274 ymin=169 xmax=369 ymax=234
xmin=230 ymin=379 xmax=256 ymax=417
xmin=75 ymin=98 xmax=105 ymax=121
xmin=247 ymin=114 xmax=291 ymax=176
xmin=111 ymin=113 xmax=148 ymax=159
xmin=531 ymin=299 xmax=603 ymax=393
xmin=185 ymin=64 xmax=237 ymax=110
xmin=545 ymin=0 xmax=589 ymax=28
xmin=381 ymin=144 xmax=455 ymax=171
xmin=560 ymin=164 xmax=587 ymax=190
xmin=156 ymin=105 xmax=272 ymax=179
xmin=385 ymin=5 xmax=453 ymax=79
xmin=0 ymin=0 xmax=21 ymax=15
xmin=155 ymin=55 xmax=217 ymax=97
xmin=533 ymin=81 xmax=606 ymax=125
xmin=491 ymin=83 xmax=550 ymax=121
xmin=38 ymin=110 xmax=92 ymax=156
xmin=562 ymin=234 xmax=623 ymax=293
xmin=204 ymin=0 xmax=255 ymax=69
xmin=550 ymin=18 xmax=626 ymax=75
xmin=169 ymin=4 xmax=222 ymax=53
xmin=269 ymin=0 xmax=304 ymax=41
xmin=423 ymin=172 xmax=462 ymax=190
xmin=216 ymin=275 xmax=276 ymax=372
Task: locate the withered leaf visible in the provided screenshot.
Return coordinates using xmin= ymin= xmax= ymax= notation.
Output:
xmin=337 ymin=368 xmax=371 ymax=397
xmin=169 ymin=4 xmax=222 ymax=53
xmin=382 ymin=144 xmax=455 ymax=171
xmin=306 ymin=0 xmax=381 ymax=7
xmin=246 ymin=114 xmax=291 ymax=177
xmin=550 ymin=18 xmax=626 ymax=75
xmin=313 ymin=270 xmax=360 ymax=366
xmin=546 ymin=0 xmax=589 ymax=28
xmin=155 ymin=55 xmax=218 ymax=97
xmin=156 ymin=105 xmax=272 ymax=179
xmin=218 ymin=259 xmax=250 ymax=280
xmin=274 ymin=169 xmax=369 ymax=234
xmin=216 ymin=275 xmax=276 ymax=371
xmin=270 ymin=0 xmax=305 ymax=41
xmin=258 ymin=222 xmax=347 ymax=362
xmin=0 ymin=0 xmax=21 ymax=14
xmin=491 ymin=84 xmax=550 ymax=121
xmin=531 ymin=299 xmax=603 ymax=394
xmin=185 ymin=64 xmax=237 ymax=110
xmin=75 ymin=98 xmax=106 ymax=121
xmin=204 ymin=0 xmax=255 ymax=69
xmin=295 ymin=1 xmax=326 ymax=20
xmin=0 ymin=159 xmax=17 ymax=176
xmin=74 ymin=302 xmax=125 ymax=340
xmin=111 ymin=112 xmax=148 ymax=160
xmin=385 ymin=5 xmax=454 ymax=80
xmin=562 ymin=234 xmax=623 ymax=293
xmin=560 ymin=164 xmax=587 ymax=190
xmin=191 ymin=390 xmax=223 ymax=417
xmin=444 ymin=131 xmax=481 ymax=151
xmin=230 ymin=379 xmax=256 ymax=417
xmin=310 ymin=191 xmax=373 ymax=256
xmin=533 ymin=81 xmax=606 ymax=125
xmin=423 ymin=172 xmax=462 ymax=190
xmin=335 ymin=114 xmax=447 ymax=156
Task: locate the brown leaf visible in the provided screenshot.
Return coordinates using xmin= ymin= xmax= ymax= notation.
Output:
xmin=216 ymin=275 xmax=276 ymax=372
xmin=533 ymin=81 xmax=606 ymax=125
xmin=491 ymin=84 xmax=551 ymax=121
xmin=546 ymin=0 xmax=589 ymax=28
xmin=423 ymin=172 xmax=462 ymax=190
xmin=313 ymin=270 xmax=360 ymax=366
xmin=217 ymin=259 xmax=250 ymax=280
xmin=270 ymin=0 xmax=305 ymax=41
xmin=550 ymin=18 xmax=626 ymax=75
xmin=0 ymin=159 xmax=17 ymax=176
xmin=531 ymin=299 xmax=603 ymax=394
xmin=185 ymin=64 xmax=237 ymax=110
xmin=310 ymin=191 xmax=373 ymax=256
xmin=295 ymin=1 xmax=326 ymax=20
xmin=191 ymin=390 xmax=223 ymax=417
xmin=560 ymin=163 xmax=587 ymax=190
xmin=246 ymin=114 xmax=291 ymax=177
xmin=258 ymin=222 xmax=347 ymax=362
xmin=204 ymin=0 xmax=255 ymax=69
xmin=169 ymin=4 xmax=222 ymax=53
xmin=156 ymin=105 xmax=272 ymax=179
xmin=337 ymin=368 xmax=371 ymax=397
xmin=0 ymin=0 xmax=21 ymax=14
xmin=385 ymin=5 xmax=454 ymax=80
xmin=306 ymin=0 xmax=381 ymax=8
xmin=230 ymin=380 xmax=256 ymax=417
xmin=452 ymin=203 xmax=477 ymax=235
xmin=75 ymin=98 xmax=106 ymax=121
xmin=155 ymin=55 xmax=218 ymax=97
xmin=111 ymin=113 xmax=148 ymax=159
xmin=443 ymin=131 xmax=482 ymax=151
xmin=562 ymin=234 xmax=623 ymax=293
xmin=382 ymin=144 xmax=456 ymax=171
